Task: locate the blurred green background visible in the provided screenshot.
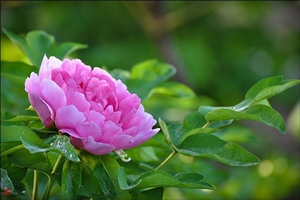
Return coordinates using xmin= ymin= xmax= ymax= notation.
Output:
xmin=1 ymin=1 xmax=299 ymax=199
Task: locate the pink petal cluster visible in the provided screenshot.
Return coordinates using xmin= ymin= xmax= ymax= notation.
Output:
xmin=25 ymin=56 xmax=159 ymax=155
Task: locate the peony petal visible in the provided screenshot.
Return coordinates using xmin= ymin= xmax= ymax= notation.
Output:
xmin=101 ymin=121 xmax=122 ymax=139
xmin=41 ymin=79 xmax=67 ymax=111
xmin=83 ymin=136 xmax=115 ymax=155
xmin=89 ymin=101 xmax=104 ymax=113
xmin=115 ymin=80 xmax=131 ymax=102
xmin=61 ymin=59 xmax=91 ymax=83
xmin=38 ymin=55 xmax=50 ymax=78
xmin=106 ymin=134 xmax=134 ymax=149
xmin=119 ymin=94 xmax=140 ymax=115
xmin=76 ymin=121 xmax=102 ymax=141
xmin=86 ymin=110 xmax=105 ymax=126
xmin=126 ymin=116 xmax=141 ymax=129
xmin=125 ymin=128 xmax=160 ymax=149
xmin=60 ymin=59 xmax=76 ymax=77
xmin=141 ymin=114 xmax=157 ymax=130
xmin=121 ymin=126 xmax=139 ymax=137
xmin=28 ymin=93 xmax=53 ymax=127
xmin=51 ymin=68 xmax=76 ymax=91
xmin=60 ymin=128 xmax=79 ymax=138
xmin=102 ymin=105 xmax=114 ymax=117
xmin=66 ymin=91 xmax=90 ymax=113
xmin=55 ymin=105 xmax=85 ymax=129
xmin=69 ymin=136 xmax=86 ymax=149
xmin=91 ymin=67 xmax=116 ymax=89
xmin=70 ymin=135 xmax=115 ymax=155
xmin=25 ymin=73 xmax=42 ymax=96
xmin=39 ymin=55 xmax=62 ymax=79
xmin=106 ymin=111 xmax=121 ymax=124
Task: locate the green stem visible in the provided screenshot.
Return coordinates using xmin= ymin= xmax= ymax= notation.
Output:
xmin=42 ymin=154 xmax=63 ymax=200
xmin=51 ymin=154 xmax=63 ymax=174
xmin=202 ymin=122 xmax=210 ymax=129
xmin=1 ymin=144 xmax=24 ymax=157
xmin=32 ymin=170 xmax=39 ymax=200
xmin=155 ymin=150 xmax=177 ymax=170
xmin=42 ymin=176 xmax=54 ymax=200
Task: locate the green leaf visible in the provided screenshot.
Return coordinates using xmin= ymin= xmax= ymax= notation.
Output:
xmin=174 ymin=172 xmax=203 ymax=182
xmin=182 ymin=111 xmax=207 ymax=131
xmin=49 ymin=135 xmax=81 ymax=162
xmin=165 ymin=123 xmax=184 ymax=148
xmin=198 ymin=76 xmax=300 ymax=134
xmin=173 ymin=172 xmax=214 ymax=189
xmin=127 ymin=146 xmax=159 ymax=163
xmin=80 ymin=151 xmax=101 ymax=170
xmin=158 ymin=118 xmax=178 ymax=151
xmin=118 ymin=167 xmax=141 ymax=190
xmin=7 ymin=149 xmax=51 ymax=173
xmin=1 ymin=115 xmax=40 ymax=123
xmin=1 ymin=168 xmax=17 ymax=195
xmin=55 ymin=42 xmax=88 ymax=60
xmin=215 ymin=125 xmax=259 ymax=144
xmin=1 ymin=61 xmax=36 ymax=115
xmin=12 ymin=129 xmax=80 ymax=162
xmin=2 ymin=29 xmax=27 ymax=58
xmin=93 ymin=160 xmax=117 ymax=199
xmin=1 ymin=153 xmax=27 ymax=183
xmin=150 ymin=82 xmax=195 ymax=98
xmin=3 ymin=29 xmax=54 ymax=67
xmin=101 ymin=154 xmax=129 ymax=198
xmin=109 ymin=68 xmax=130 ymax=83
xmin=245 ymin=76 xmax=300 ymax=103
xmin=61 ymin=160 xmax=82 ymax=200
xmin=125 ymin=59 xmax=176 ymax=100
xmin=3 ymin=29 xmax=87 ymax=67
xmin=205 ymin=104 xmax=286 ymax=133
xmin=1 ymin=141 xmax=22 ymax=155
xmin=1 ymin=125 xmax=42 ymax=143
xmin=160 ymin=112 xmax=218 ymax=150
xmin=118 ymin=167 xmax=214 ymax=190
xmin=0 ymin=61 xmax=37 ymax=76
xmin=179 ymin=111 xmax=219 ymax=142
xmin=27 ymin=120 xmax=46 ymax=130
xmin=78 ymin=162 xmax=104 ymax=199
xmin=1 ymin=72 xmax=26 ymax=85
xmin=178 ymin=134 xmax=260 ymax=166
xmin=26 ymin=30 xmax=56 ymax=66
xmin=130 ymin=59 xmax=175 ymax=82
xmin=20 ymin=135 xmax=50 ymax=154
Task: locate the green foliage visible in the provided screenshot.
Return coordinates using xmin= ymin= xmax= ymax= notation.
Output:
xmin=118 ymin=168 xmax=214 ymax=190
xmin=2 ymin=29 xmax=87 ymax=68
xmin=1 ymin=61 xmax=36 ymax=115
xmin=111 ymin=59 xmax=195 ymax=101
xmin=178 ymin=134 xmax=260 ymax=166
xmin=114 ymin=59 xmax=176 ymax=100
xmin=61 ymin=160 xmax=81 ymax=200
xmin=101 ymin=154 xmax=129 ymax=199
xmin=200 ymin=76 xmax=300 ymax=133
xmin=1 ymin=29 xmax=299 ymax=200
xmin=158 ymin=76 xmax=299 ymax=168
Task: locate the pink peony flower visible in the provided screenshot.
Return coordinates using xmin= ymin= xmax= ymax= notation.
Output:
xmin=25 ymin=55 xmax=159 ymax=155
